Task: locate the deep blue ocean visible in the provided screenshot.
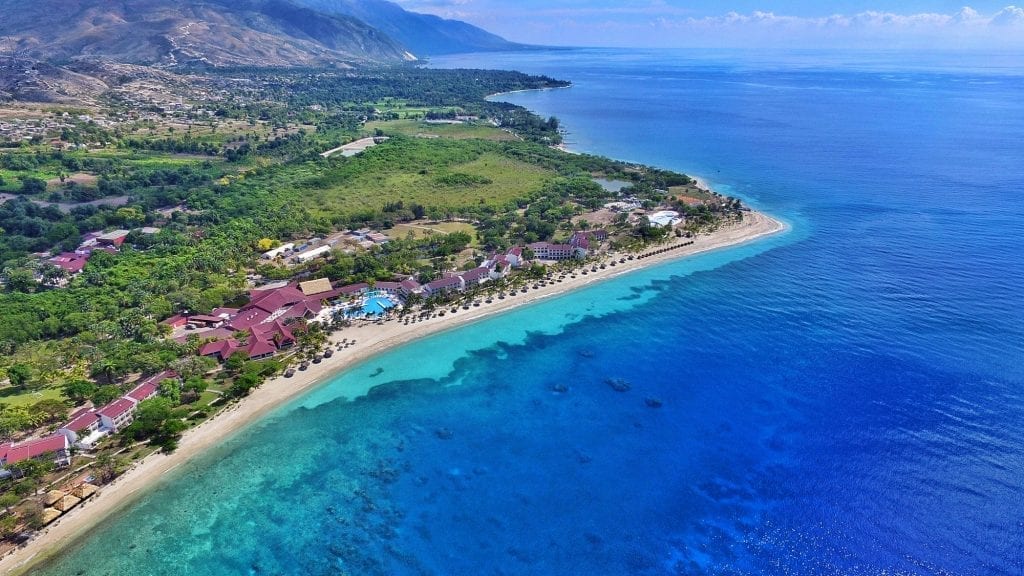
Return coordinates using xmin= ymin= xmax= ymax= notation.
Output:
xmin=36 ymin=49 xmax=1024 ymax=575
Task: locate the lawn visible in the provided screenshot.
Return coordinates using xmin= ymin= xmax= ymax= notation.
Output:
xmin=275 ymin=138 xmax=555 ymax=217
xmin=668 ymin=184 xmax=718 ymax=202
xmin=387 ymin=221 xmax=480 ymax=246
xmin=0 ymin=386 xmax=66 ymax=409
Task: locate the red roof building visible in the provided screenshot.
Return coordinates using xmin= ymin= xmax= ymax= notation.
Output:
xmin=459 ymin=267 xmax=491 ymax=286
xmin=247 ymin=285 xmax=307 ymax=313
xmin=47 ymin=252 xmax=90 ymax=275
xmin=400 ymin=278 xmax=423 ymax=295
xmin=98 ymin=398 xmax=138 ymax=431
xmin=339 ymin=283 xmax=370 ymax=296
xmin=63 ymin=409 xmax=100 ymax=433
xmin=161 ymin=314 xmax=188 ymax=329
xmin=0 ymin=434 xmax=71 ymax=468
xmin=528 ymin=242 xmax=580 ymax=261
xmin=97 ymin=230 xmax=130 ymax=247
xmin=424 ymin=276 xmax=464 ymax=296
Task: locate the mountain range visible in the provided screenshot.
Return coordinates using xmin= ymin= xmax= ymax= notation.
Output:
xmin=297 ymin=0 xmax=523 ymax=55
xmin=0 ymin=0 xmax=523 ymax=68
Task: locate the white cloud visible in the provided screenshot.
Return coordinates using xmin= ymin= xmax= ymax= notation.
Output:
xmin=991 ymin=5 xmax=1024 ymax=25
xmin=589 ymin=5 xmax=1024 ymax=48
xmin=396 ymin=3 xmax=1024 ymax=48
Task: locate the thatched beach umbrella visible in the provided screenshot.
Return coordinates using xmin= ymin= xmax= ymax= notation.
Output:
xmin=43 ymin=490 xmax=65 ymax=507
xmin=55 ymin=494 xmax=82 ymax=512
xmin=73 ymin=483 xmax=99 ymax=499
xmin=41 ymin=508 xmax=62 ymax=526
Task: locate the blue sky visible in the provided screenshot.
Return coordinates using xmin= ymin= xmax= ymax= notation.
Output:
xmin=394 ymin=1 xmax=1024 ymax=48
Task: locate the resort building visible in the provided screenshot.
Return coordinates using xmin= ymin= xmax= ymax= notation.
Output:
xmin=373 ymin=281 xmax=404 ymax=295
xmin=0 ymin=434 xmax=72 ymax=472
xmin=459 ymin=267 xmax=492 ymax=287
xmin=505 ymin=247 xmax=524 ymax=267
xmin=400 ymin=278 xmax=423 ymax=296
xmin=570 ymin=229 xmax=608 ymax=251
xmin=199 ymin=320 xmax=296 ymax=361
xmin=528 ymin=242 xmax=583 ymax=261
xmin=59 ymin=371 xmax=179 ymax=446
xmin=98 ymin=399 xmax=137 ymax=432
xmin=424 ymin=276 xmax=465 ymax=296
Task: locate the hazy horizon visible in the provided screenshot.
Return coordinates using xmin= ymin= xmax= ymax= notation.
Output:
xmin=393 ymin=1 xmax=1024 ymax=50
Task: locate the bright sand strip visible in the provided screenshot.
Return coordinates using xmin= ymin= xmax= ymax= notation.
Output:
xmin=1 ymin=210 xmax=786 ymax=575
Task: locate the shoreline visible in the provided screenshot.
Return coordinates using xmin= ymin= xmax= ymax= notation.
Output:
xmin=2 ymin=210 xmax=786 ymax=575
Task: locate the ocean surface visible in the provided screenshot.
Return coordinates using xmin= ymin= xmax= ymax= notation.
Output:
xmin=37 ymin=49 xmax=1024 ymax=575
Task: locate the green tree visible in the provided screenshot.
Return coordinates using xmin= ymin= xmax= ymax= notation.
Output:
xmin=224 ymin=351 xmax=248 ymax=374
xmin=30 ymin=399 xmax=68 ymax=425
xmin=6 ymin=364 xmax=32 ymax=389
xmin=181 ymin=377 xmax=209 ymax=404
xmin=63 ymin=379 xmax=98 ymax=403
xmin=159 ymin=378 xmax=181 ymax=405
xmin=94 ymin=452 xmax=128 ymax=483
xmin=123 ymin=397 xmax=173 ymax=442
xmin=91 ymin=385 xmax=122 ymax=406
xmin=229 ymin=372 xmax=260 ymax=398
xmin=19 ymin=177 xmax=46 ymax=195
xmin=3 ymin=268 xmax=36 ymax=293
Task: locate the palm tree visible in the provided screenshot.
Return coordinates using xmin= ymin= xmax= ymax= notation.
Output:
xmin=93 ymin=358 xmax=119 ymax=384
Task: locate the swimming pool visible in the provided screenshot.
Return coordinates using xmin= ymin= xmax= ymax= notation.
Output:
xmin=361 ymin=294 xmax=396 ymax=315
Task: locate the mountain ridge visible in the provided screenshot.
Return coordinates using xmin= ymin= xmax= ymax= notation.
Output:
xmin=0 ymin=0 xmax=415 ymax=68
xmin=296 ymin=0 xmax=526 ymax=55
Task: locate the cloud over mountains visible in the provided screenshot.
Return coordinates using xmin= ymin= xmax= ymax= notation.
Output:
xmin=394 ymin=2 xmax=1024 ymax=48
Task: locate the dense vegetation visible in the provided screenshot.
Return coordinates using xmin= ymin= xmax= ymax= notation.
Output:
xmin=0 ymin=63 xmax=754 ymax=540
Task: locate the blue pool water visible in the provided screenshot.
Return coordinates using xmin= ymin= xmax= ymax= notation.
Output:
xmin=362 ymin=294 xmax=396 ymax=316
xmin=35 ymin=49 xmax=1024 ymax=575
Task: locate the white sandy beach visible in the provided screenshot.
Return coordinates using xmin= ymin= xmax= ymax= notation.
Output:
xmin=0 ymin=210 xmax=785 ymax=575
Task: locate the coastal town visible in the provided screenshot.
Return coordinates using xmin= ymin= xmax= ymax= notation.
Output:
xmin=0 ymin=59 xmax=774 ymax=569
xmin=0 ymin=191 xmax=763 ymax=554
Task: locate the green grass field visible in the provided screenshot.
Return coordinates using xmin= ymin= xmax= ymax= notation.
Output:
xmin=387 ymin=221 xmax=479 ymax=246
xmin=0 ymin=386 xmax=65 ymax=409
xmin=304 ymin=151 xmax=550 ymax=215
xmin=257 ymin=138 xmax=555 ymax=217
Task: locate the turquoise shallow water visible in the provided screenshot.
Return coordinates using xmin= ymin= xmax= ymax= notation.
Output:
xmin=36 ymin=49 xmax=1024 ymax=575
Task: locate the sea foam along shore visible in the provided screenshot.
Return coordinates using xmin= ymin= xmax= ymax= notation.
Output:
xmin=1 ymin=210 xmax=786 ymax=576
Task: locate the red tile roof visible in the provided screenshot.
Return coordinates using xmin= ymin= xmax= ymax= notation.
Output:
xmin=0 ymin=434 xmax=69 ymax=465
xmin=339 ymin=283 xmax=370 ymax=295
xmin=127 ymin=382 xmax=159 ymax=403
xmin=246 ymin=339 xmax=277 ymax=358
xmin=460 ymin=267 xmax=491 ymax=282
xmin=161 ymin=314 xmax=188 ymax=327
xmin=199 ymin=339 xmax=238 ymax=358
xmin=426 ymin=276 xmax=463 ymax=290
xmin=188 ymin=314 xmax=225 ymax=324
xmin=247 ymin=286 xmax=307 ymax=313
xmin=227 ymin=309 xmax=272 ymax=331
xmin=63 ymin=410 xmax=100 ymax=433
xmin=48 ymin=252 xmax=89 ymax=274
xmin=98 ymin=398 xmax=137 ymax=419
